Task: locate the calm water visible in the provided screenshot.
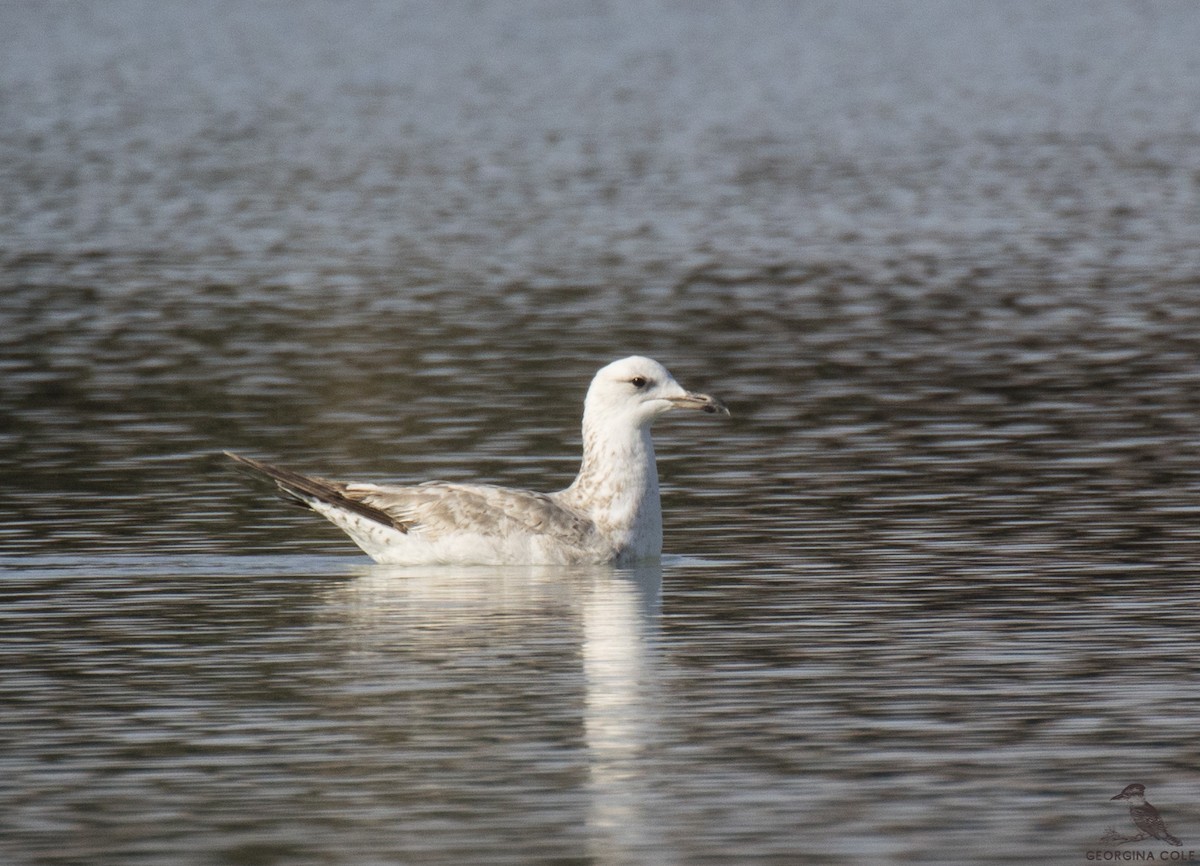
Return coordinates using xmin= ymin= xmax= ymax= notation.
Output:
xmin=4 ymin=2 xmax=1200 ymax=863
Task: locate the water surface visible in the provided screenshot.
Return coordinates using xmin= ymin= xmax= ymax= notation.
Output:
xmin=3 ymin=2 xmax=1200 ymax=863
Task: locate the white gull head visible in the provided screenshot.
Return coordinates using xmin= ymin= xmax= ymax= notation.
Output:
xmin=581 ymin=356 xmax=729 ymax=428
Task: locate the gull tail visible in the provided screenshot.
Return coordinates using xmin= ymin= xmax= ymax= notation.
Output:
xmin=224 ymin=452 xmax=406 ymax=532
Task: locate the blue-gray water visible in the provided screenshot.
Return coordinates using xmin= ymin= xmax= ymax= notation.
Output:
xmin=3 ymin=2 xmax=1200 ymax=863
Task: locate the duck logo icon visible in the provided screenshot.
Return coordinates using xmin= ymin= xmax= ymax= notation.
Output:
xmin=1102 ymin=783 xmax=1181 ymax=847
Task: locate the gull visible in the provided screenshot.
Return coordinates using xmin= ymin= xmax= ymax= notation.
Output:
xmin=226 ymin=356 xmax=728 ymax=565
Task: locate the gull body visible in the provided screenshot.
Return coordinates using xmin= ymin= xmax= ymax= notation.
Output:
xmin=226 ymin=356 xmax=727 ymax=565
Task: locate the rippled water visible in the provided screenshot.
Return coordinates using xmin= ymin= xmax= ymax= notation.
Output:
xmin=4 ymin=2 xmax=1200 ymax=863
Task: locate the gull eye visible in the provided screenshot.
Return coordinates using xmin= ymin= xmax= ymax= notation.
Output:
xmin=630 ymin=376 xmax=648 ymax=389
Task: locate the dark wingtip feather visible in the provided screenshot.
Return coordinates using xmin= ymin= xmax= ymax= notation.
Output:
xmin=223 ymin=452 xmax=406 ymax=532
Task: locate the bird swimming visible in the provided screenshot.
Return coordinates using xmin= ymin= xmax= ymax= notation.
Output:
xmin=226 ymin=356 xmax=728 ymax=565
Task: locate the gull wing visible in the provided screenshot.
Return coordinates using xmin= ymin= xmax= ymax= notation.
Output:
xmin=347 ymin=481 xmax=595 ymax=545
xmin=225 ymin=452 xmax=406 ymax=530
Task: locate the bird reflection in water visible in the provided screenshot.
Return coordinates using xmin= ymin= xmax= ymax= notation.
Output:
xmin=313 ymin=562 xmax=663 ymax=858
